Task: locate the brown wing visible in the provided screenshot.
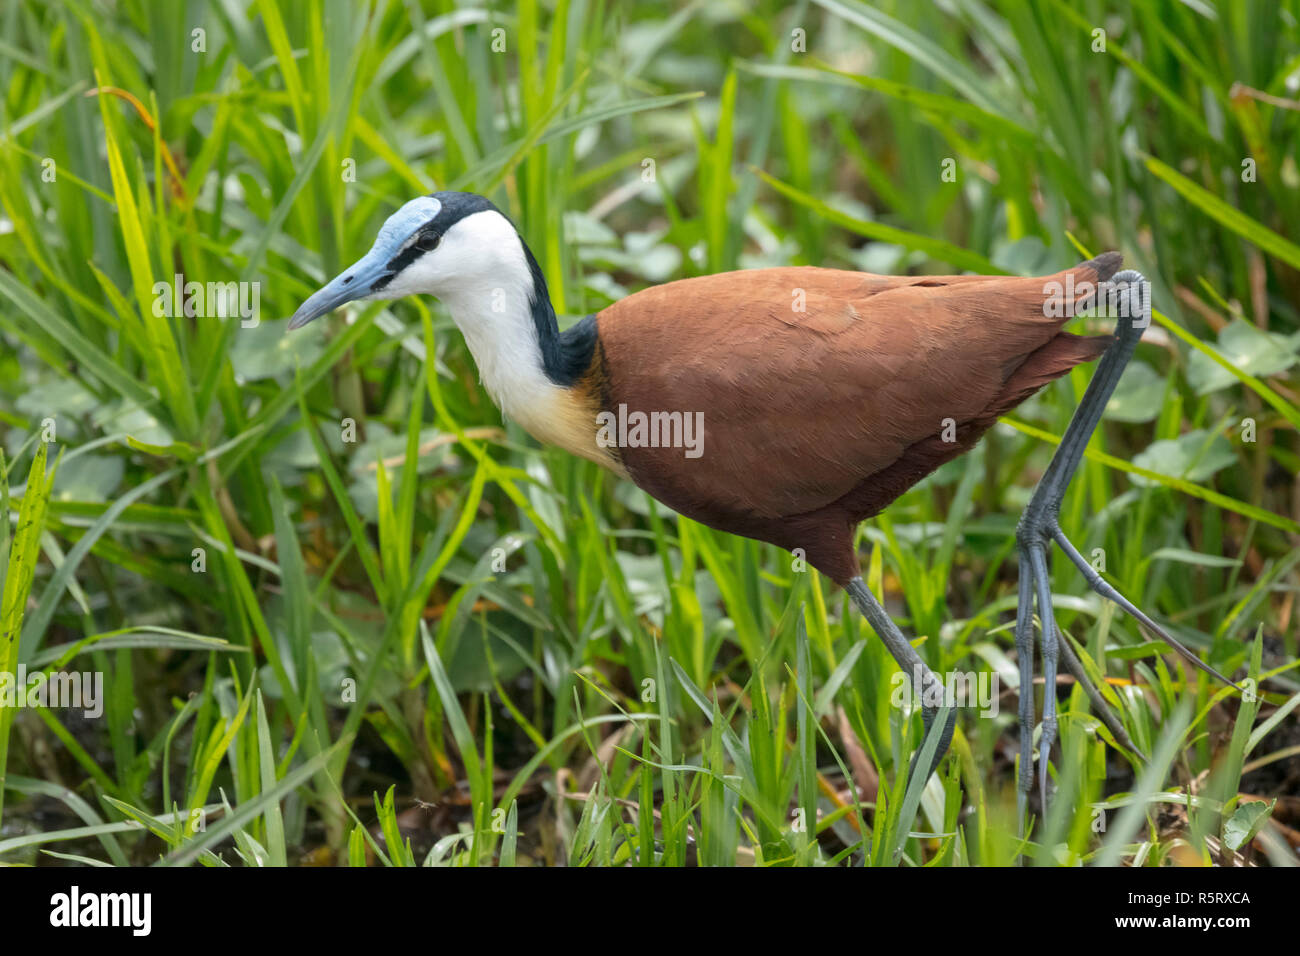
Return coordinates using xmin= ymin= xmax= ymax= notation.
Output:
xmin=595 ymin=256 xmax=1119 ymax=530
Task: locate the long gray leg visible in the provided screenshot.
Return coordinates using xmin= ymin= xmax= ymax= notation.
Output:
xmin=1014 ymin=558 xmax=1036 ymax=829
xmin=846 ymin=576 xmax=956 ymax=782
xmin=1029 ymin=544 xmax=1059 ymax=809
xmin=1015 ymin=271 xmax=1167 ymax=823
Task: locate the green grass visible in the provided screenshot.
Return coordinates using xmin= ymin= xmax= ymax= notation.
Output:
xmin=0 ymin=0 xmax=1297 ymax=867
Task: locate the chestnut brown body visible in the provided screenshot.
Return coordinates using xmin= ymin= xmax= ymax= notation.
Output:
xmin=592 ymin=253 xmax=1121 ymax=583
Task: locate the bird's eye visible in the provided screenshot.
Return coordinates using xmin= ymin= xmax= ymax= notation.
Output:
xmin=416 ymin=232 xmax=440 ymax=252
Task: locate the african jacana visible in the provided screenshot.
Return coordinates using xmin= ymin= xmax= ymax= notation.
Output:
xmin=289 ymin=191 xmax=1233 ymax=820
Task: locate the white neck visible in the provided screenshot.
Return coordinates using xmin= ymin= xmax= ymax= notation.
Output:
xmin=425 ymin=213 xmax=600 ymax=464
xmin=442 ymin=284 xmax=556 ymax=426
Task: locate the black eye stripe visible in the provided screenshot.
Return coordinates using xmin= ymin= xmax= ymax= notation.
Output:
xmin=377 ymin=230 xmax=439 ymax=284
xmin=368 ymin=189 xmax=504 ymax=291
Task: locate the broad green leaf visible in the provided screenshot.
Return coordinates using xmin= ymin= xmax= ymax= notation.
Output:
xmin=1186 ymin=321 xmax=1299 ymax=395
xmin=1223 ymin=799 xmax=1275 ymax=852
xmin=1131 ymin=430 xmax=1237 ymax=487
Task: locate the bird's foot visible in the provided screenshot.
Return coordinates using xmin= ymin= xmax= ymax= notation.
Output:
xmin=1013 ymin=504 xmax=1236 ymax=841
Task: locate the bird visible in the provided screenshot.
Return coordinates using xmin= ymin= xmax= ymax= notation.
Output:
xmin=288 ymin=190 xmax=1234 ymax=824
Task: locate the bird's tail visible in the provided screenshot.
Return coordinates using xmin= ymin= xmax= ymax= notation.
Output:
xmin=984 ymin=252 xmax=1123 ymax=414
xmin=1070 ymin=250 xmax=1124 ymax=282
xmin=1046 ymin=250 xmax=1125 ymax=317
xmin=998 ymin=331 xmax=1112 ymax=407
